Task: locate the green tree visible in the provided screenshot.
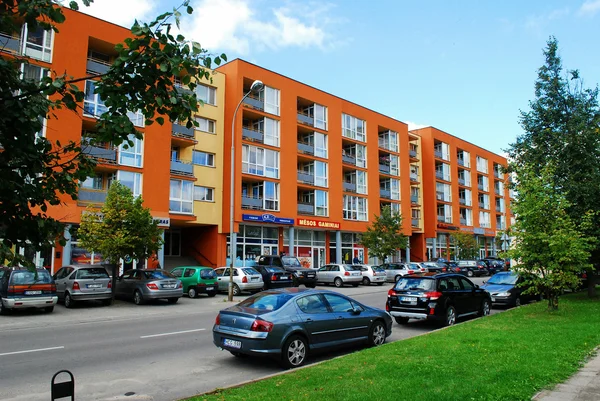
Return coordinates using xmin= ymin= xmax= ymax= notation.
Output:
xmin=0 ymin=0 xmax=225 ymax=267
xmin=506 ymin=164 xmax=594 ymax=310
xmin=77 ymin=182 xmax=163 ymax=291
xmin=450 ymin=231 xmax=479 ymax=260
xmin=359 ymin=206 xmax=408 ymax=263
xmin=507 ymin=36 xmax=600 ymax=296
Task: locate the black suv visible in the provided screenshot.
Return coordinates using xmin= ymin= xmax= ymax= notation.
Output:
xmin=256 ymin=255 xmax=317 ymax=288
xmin=386 ymin=273 xmax=491 ymax=327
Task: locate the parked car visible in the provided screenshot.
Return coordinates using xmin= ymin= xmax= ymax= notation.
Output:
xmin=481 ymin=258 xmax=506 ymax=274
xmin=253 ymin=265 xmax=294 ymax=290
xmin=214 ymin=267 xmax=264 ymax=296
xmin=256 ymin=255 xmax=317 ymax=288
xmin=170 ymin=266 xmax=218 ymax=298
xmin=456 ymin=260 xmax=489 ymax=277
xmin=0 ymin=266 xmax=57 ymax=314
xmin=354 ymin=265 xmax=386 ymax=286
xmin=115 ymin=269 xmax=182 ymax=305
xmin=481 ymin=271 xmax=540 ymax=307
xmin=213 ymin=288 xmax=392 ymax=368
xmin=316 ymin=264 xmax=362 ymax=287
xmin=53 ymin=264 xmax=113 ymax=308
xmin=408 ymin=262 xmax=428 ymax=274
xmin=422 ymin=262 xmax=447 ymax=273
xmin=386 ymin=273 xmax=491 ymax=326
xmin=379 ymin=263 xmax=420 ymax=282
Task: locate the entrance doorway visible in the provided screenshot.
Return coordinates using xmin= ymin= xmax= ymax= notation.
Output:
xmin=312 ymin=247 xmax=325 ymax=268
xmin=262 ymin=245 xmax=278 ymax=256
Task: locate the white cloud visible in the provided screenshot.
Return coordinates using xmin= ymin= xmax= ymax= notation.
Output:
xmin=406 ymin=121 xmax=427 ymax=131
xmin=578 ymin=0 xmax=600 ymax=17
xmin=526 ymin=7 xmax=570 ymax=32
xmin=75 ymin=0 xmax=158 ymax=28
xmin=180 ymin=0 xmax=335 ymax=55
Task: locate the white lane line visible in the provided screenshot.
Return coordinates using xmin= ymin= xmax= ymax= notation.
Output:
xmin=0 ymin=346 xmax=65 ymax=357
xmin=140 ymin=328 xmax=206 ymax=339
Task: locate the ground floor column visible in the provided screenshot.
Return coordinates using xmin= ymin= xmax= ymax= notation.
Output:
xmin=288 ymin=227 xmax=295 ymax=257
xmin=61 ymin=224 xmax=72 ymax=267
xmin=335 ymin=231 xmax=342 ymax=264
xmin=432 ymin=236 xmax=437 ymax=259
xmin=406 ymin=246 xmax=411 ymax=264
xmin=157 ymin=230 xmax=165 ymax=269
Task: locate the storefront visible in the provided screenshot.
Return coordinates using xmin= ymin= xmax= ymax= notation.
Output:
xmin=329 ymin=232 xmax=364 ymax=265
xmin=283 ymin=229 xmax=326 ymax=269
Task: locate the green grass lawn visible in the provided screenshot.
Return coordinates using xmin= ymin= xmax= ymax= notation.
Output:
xmin=187 ymin=292 xmax=600 ymax=401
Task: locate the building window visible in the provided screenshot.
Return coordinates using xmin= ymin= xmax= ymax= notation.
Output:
xmin=195 ymin=117 xmax=216 ymax=134
xmin=117 ymin=170 xmax=142 ymax=197
xmin=196 ymin=84 xmax=216 ymax=106
xmin=241 ymin=145 xmax=279 ymax=179
xmin=315 ymin=190 xmax=328 ymax=216
xmin=22 ymin=63 xmax=48 ymax=84
xmin=83 ymin=80 xmax=107 ymax=118
xmin=23 ymin=25 xmax=53 ymax=62
xmin=315 ymin=161 xmax=328 ymax=187
xmin=192 ymin=150 xmax=215 ymax=167
xmin=434 ymin=141 xmax=450 ymax=161
xmin=194 ymin=185 xmax=214 ymax=202
xmin=262 ymin=86 xmax=280 ymax=116
xmin=436 ymin=182 xmax=452 ymax=202
xmin=343 ymin=195 xmax=368 ymax=221
xmin=342 ymin=113 xmax=366 ymax=142
xmin=118 ymin=134 xmax=143 ymax=167
xmin=437 ymin=204 xmax=452 ymax=223
xmin=81 ymin=173 xmax=103 ymax=190
xmin=390 ymin=155 xmax=399 ymax=176
xmin=479 ymin=211 xmax=491 ymax=228
xmin=314 ymin=132 xmax=328 ymax=158
xmin=477 ymin=156 xmax=488 ymax=173
xmin=264 ymin=181 xmax=280 ymax=211
xmin=314 ymin=104 xmax=328 ymax=130
xmin=170 ymin=179 xmax=193 ymax=214
xmin=263 ymin=117 xmax=280 ymax=147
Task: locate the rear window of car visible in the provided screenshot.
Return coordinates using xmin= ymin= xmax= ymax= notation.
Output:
xmin=242 ymin=268 xmax=260 ymax=275
xmin=144 ymin=270 xmax=175 ymax=280
xmin=76 ymin=268 xmax=109 ymax=279
xmin=200 ymin=269 xmax=216 ymax=279
xmin=238 ymin=292 xmax=293 ymax=312
xmin=394 ymin=277 xmax=435 ymax=291
xmin=345 ymin=265 xmax=361 ymax=271
xmin=373 ymin=267 xmax=385 ymax=273
xmin=9 ymin=270 xmax=53 ymax=285
xmin=263 ymin=267 xmax=285 ymax=273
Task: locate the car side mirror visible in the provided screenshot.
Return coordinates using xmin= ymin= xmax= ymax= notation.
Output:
xmin=482 ymin=281 xmax=486 ymax=284
xmin=351 ymin=307 xmax=362 ymax=315
xmin=474 ymin=285 xmax=479 ymax=290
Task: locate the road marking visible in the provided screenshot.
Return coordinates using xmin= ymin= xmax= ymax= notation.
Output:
xmin=0 ymin=346 xmax=64 ymax=357
xmin=140 ymin=328 xmax=206 ymax=339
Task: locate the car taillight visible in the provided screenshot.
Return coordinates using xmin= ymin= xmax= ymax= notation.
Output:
xmin=147 ymin=283 xmax=159 ymax=290
xmin=271 ymin=274 xmax=277 ymax=281
xmin=344 ymin=271 xmax=350 ymax=276
xmin=388 ymin=289 xmax=397 ymax=297
xmin=250 ymin=319 xmax=273 ymax=332
xmin=407 ymin=270 xmax=414 ymax=274
xmin=442 ymin=267 xmax=447 ymax=272
xmin=424 ymin=291 xmax=442 ymax=300
xmin=289 ymin=275 xmax=293 ymax=280
xmin=385 ymin=302 xmax=390 ymax=311
xmin=242 ymin=276 xmax=248 ymax=283
xmin=107 ymin=281 xmax=112 ymax=289
xmin=178 ymin=282 xmax=183 ymax=289
xmin=73 ymin=281 xmax=80 ymax=290
xmin=50 ymin=283 xmax=56 ymax=292
xmin=215 ymin=314 xmax=220 ymax=325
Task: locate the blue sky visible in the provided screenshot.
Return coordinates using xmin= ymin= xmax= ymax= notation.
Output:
xmin=80 ymin=0 xmax=600 ymax=155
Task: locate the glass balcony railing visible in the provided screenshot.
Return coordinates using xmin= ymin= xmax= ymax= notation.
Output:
xmin=78 ymin=189 xmax=108 ymax=203
xmin=297 ymin=203 xmax=314 ymax=215
xmin=170 ymin=159 xmax=193 ymax=176
xmin=297 ymin=171 xmax=315 ymax=185
xmin=297 ymin=112 xmax=314 ymax=126
xmin=241 ymin=195 xmax=263 ymax=210
xmin=297 ymin=141 xmax=314 ymax=155
xmin=343 ymin=182 xmax=356 ymax=192
xmin=242 ymin=127 xmax=264 ymax=143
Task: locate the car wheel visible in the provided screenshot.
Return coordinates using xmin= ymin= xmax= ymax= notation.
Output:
xmin=133 ymin=290 xmax=144 ymax=305
xmin=444 ymin=306 xmax=456 ymax=327
xmin=480 ymin=299 xmax=491 ymax=317
xmin=45 ymin=306 xmax=54 ymax=313
xmin=188 ymin=287 xmax=197 ymax=299
xmin=281 ymin=335 xmax=308 ymax=369
xmin=64 ymin=292 xmax=75 ymax=309
xmin=208 ymin=292 xmax=217 ymax=297
xmin=514 ymin=297 xmax=521 ymax=307
xmin=362 ymin=277 xmax=371 ymax=286
xmin=394 ymin=316 xmax=409 ymax=325
xmin=232 ymin=284 xmax=241 ymax=296
xmin=377 ymin=282 xmax=384 ymax=286
xmin=102 ymin=298 xmax=113 ymax=306
xmin=467 ymin=270 xmax=474 ymax=277
xmin=334 ymin=278 xmax=343 ymax=288
xmin=368 ymin=321 xmax=387 ymax=347
xmin=168 ymin=297 xmax=179 ymax=304
xmin=0 ymin=300 xmax=10 ymax=315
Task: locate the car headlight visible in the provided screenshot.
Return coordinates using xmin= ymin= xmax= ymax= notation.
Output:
xmin=496 ymin=292 xmax=511 ymax=297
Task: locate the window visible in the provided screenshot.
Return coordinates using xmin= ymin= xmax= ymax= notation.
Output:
xmin=83 ymin=80 xmax=107 ymax=118
xmin=390 ymin=178 xmax=400 ymax=200
xmin=479 ymin=211 xmax=491 ymax=228
xmin=477 ymin=156 xmax=488 ymax=173
xmin=264 ymin=181 xmax=279 ymax=211
xmin=117 ymin=171 xmax=142 ymax=197
xmin=356 ymin=170 xmax=367 ymax=194
xmin=323 ymin=294 xmax=354 ymax=313
xmin=23 ymin=25 xmax=53 ymax=62
xmin=119 ymin=134 xmax=143 ymax=167
xmin=263 ymin=117 xmax=280 ymax=147
xmin=241 ymin=145 xmax=279 ymax=179
xmin=81 ymin=174 xmax=103 ymax=190
xmin=262 ymin=86 xmax=280 ymax=116
xmin=192 ymin=151 xmax=215 ymax=167
xmin=436 ymin=182 xmax=451 ymax=202
xmin=390 ymin=155 xmax=399 ymax=176
xmin=315 ymin=132 xmax=328 ymax=158
xmin=315 ymin=190 xmax=328 ymax=216
xmin=314 ymin=104 xmax=328 ymax=130
xmin=434 ymin=141 xmax=450 ymax=161
xmin=356 ymin=144 xmax=367 ymax=168
xmin=342 ymin=113 xmax=366 ymax=142
xmin=194 ymin=186 xmax=214 ymax=202
xmin=195 ymin=117 xmax=216 ymax=134
xmin=22 ymin=63 xmax=48 ymax=84
xmin=315 ymin=161 xmax=328 ymax=187
xmin=296 ymin=294 xmax=329 ymax=314
xmin=127 ymin=110 xmax=144 ymax=127
xmin=437 ymin=204 xmax=452 ymax=223
xmin=196 ymin=84 xmax=216 ymax=105
xmin=343 ymin=195 xmax=368 ymax=221
xmin=379 ymin=131 xmax=398 ymax=152
xmin=170 ymin=179 xmax=193 ymax=213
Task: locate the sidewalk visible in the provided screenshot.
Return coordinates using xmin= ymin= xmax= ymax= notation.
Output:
xmin=533 ymin=350 xmax=600 ymax=401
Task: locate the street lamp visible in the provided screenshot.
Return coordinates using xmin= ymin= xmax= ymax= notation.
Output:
xmin=229 ymin=79 xmax=264 ymax=302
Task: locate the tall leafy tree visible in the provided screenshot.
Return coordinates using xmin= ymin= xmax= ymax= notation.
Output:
xmin=450 ymin=231 xmax=479 ymax=260
xmin=508 ymin=37 xmax=600 ymax=296
xmin=0 ymin=0 xmax=225 ymax=266
xmin=359 ymin=206 xmax=408 ymax=263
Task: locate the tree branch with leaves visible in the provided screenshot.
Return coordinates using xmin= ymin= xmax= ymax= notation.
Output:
xmin=359 ymin=206 xmax=408 ymax=263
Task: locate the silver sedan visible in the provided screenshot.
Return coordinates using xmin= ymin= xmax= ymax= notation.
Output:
xmin=115 ymin=269 xmax=182 ymax=305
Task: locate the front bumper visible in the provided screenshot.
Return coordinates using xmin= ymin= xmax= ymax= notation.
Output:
xmin=2 ymin=296 xmax=58 ymax=309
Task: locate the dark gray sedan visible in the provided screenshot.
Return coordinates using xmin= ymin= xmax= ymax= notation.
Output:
xmin=115 ymin=269 xmax=182 ymax=305
xmin=213 ymin=288 xmax=392 ymax=369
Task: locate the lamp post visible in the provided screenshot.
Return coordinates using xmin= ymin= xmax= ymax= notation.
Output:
xmin=228 ymin=80 xmax=264 ymax=302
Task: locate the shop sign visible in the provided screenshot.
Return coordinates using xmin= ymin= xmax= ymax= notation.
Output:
xmin=297 ymin=218 xmax=341 ymax=230
xmin=437 ymin=223 xmax=458 ymax=230
xmin=153 ymin=217 xmax=170 ymax=228
xmin=242 ymin=213 xmax=294 ymax=225
xmin=485 ymin=229 xmax=496 ymax=236
xmin=473 ymin=227 xmax=485 ymax=235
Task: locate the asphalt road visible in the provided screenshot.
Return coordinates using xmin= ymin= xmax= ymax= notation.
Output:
xmin=0 ymin=277 xmax=499 ymax=401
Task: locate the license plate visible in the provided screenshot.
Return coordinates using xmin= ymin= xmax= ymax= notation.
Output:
xmin=307 ymin=273 xmax=315 ymax=278
xmin=87 ymin=284 xmax=102 ymax=288
xmin=251 ymin=277 xmax=258 ymax=281
xmin=206 ymin=286 xmax=215 ymax=291
xmin=223 ymin=338 xmax=241 ymax=349
xmin=25 ymin=290 xmax=42 ymax=295
xmin=163 ymin=284 xmax=176 ymax=289
xmin=400 ymin=296 xmax=416 ymax=304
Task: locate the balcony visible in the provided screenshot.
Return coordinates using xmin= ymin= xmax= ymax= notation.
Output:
xmin=437 ymin=215 xmax=451 ymax=223
xmin=243 ymin=95 xmax=264 ymax=111
xmin=411 ymin=218 xmax=419 ymax=227
xmin=172 ymin=122 xmax=195 ymax=139
xmin=410 ymin=195 xmax=419 ymax=203
xmin=495 ymin=188 xmax=502 ymax=196
xmin=496 ymin=206 xmax=504 ymax=213
xmin=170 ymin=159 xmax=194 ymax=176
xmin=479 ymin=202 xmax=489 ymax=210
xmin=82 ymin=144 xmax=116 ymax=162
xmin=457 ymin=158 xmax=465 ymax=167
xmin=86 ymin=58 xmax=111 ymax=75
xmin=242 ymin=127 xmax=264 ymax=143
xmin=434 ymin=150 xmax=443 ymax=159
xmin=495 ymin=170 xmax=504 ymax=179
xmin=409 ymin=149 xmax=418 ymax=158
xmin=0 ymin=32 xmax=20 ymax=54
xmin=459 ymin=198 xmax=466 ymax=205
xmin=241 ymin=195 xmax=263 ymax=210
xmin=379 ymin=164 xmax=391 ymax=174
xmin=460 ymin=218 xmax=467 ymax=225
xmin=298 ymin=203 xmax=314 ymax=215
xmin=342 ymin=154 xmax=356 ymax=165
xmin=297 ymin=171 xmax=315 ymax=185
xmin=410 ymin=173 xmax=419 ymax=183
xmin=458 ymin=178 xmax=466 ymax=186
xmin=297 ymin=112 xmax=314 ymax=126
xmin=297 ymin=142 xmax=314 ymax=155
xmin=174 ymin=85 xmax=193 ymax=96
xmin=497 ymin=223 xmax=505 ymax=230
xmin=435 ymin=171 xmax=445 ymax=180
xmin=343 ymin=182 xmax=356 ymax=192
xmin=78 ymin=189 xmax=108 ymax=204
xmin=380 ymin=189 xmax=392 ymax=199
xmin=478 ymin=183 xmax=485 ymax=191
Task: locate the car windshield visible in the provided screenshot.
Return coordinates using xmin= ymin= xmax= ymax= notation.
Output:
xmin=242 ymin=268 xmax=260 ymax=275
xmin=144 ymin=270 xmax=175 ymax=280
xmin=487 ymin=274 xmax=518 ymax=285
xmin=281 ymin=257 xmax=301 ymax=267
xmin=238 ymin=292 xmax=294 ymax=312
xmin=10 ymin=270 xmax=53 ymax=285
xmin=394 ymin=277 xmax=435 ymax=291
xmin=200 ymin=269 xmax=217 ymax=279
xmin=76 ymin=268 xmax=109 ymax=279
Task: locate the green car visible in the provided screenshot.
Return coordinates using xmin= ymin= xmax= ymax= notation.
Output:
xmin=170 ymin=266 xmax=218 ymax=298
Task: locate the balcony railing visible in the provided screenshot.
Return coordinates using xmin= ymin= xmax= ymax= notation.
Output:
xmin=170 ymin=159 xmax=194 ymax=176
xmin=410 ymin=195 xmax=419 ymax=203
xmin=174 ymin=85 xmax=193 ymax=96
xmin=0 ymin=32 xmax=20 ymax=54
xmin=78 ymin=189 xmax=108 ymax=203
xmin=460 ymin=218 xmax=467 ymax=225
xmin=458 ymin=178 xmax=466 ymax=186
xmin=297 ymin=141 xmax=314 ymax=155
xmin=496 ymin=206 xmax=504 ymax=213
xmin=409 ymin=149 xmax=418 ymax=158
xmin=435 ymin=171 xmax=444 ymax=180
xmin=297 ymin=112 xmax=314 ymax=126
xmin=172 ymin=122 xmax=195 ymax=138
xmin=457 ymin=158 xmax=465 ymax=167
xmin=497 ymin=223 xmax=505 ymax=230
xmin=86 ymin=58 xmax=111 ymax=75
xmin=380 ymin=189 xmax=392 ymax=199
xmin=342 ymin=154 xmax=356 ymax=165
xmin=495 ymin=188 xmax=502 ymax=196
xmin=241 ymin=195 xmax=263 ymax=210
xmin=437 ymin=215 xmax=451 ymax=223
xmin=379 ymin=164 xmax=391 ymax=174
xmin=410 ymin=173 xmax=419 ymax=182
xmin=343 ymin=182 xmax=356 ymax=192
xmin=459 ymin=198 xmax=466 ymax=205
xmin=434 ymin=150 xmax=443 ymax=159
xmin=411 ymin=218 xmax=419 ymax=227
xmin=242 ymin=127 xmax=264 ymax=143
xmin=81 ymin=144 xmax=117 ymax=162
xmin=478 ymin=183 xmax=485 ymax=191
xmin=479 ymin=202 xmax=488 ymax=209
xmin=243 ymin=96 xmax=264 ymax=111
xmin=297 ymin=171 xmax=315 ymax=185
xmin=298 ymin=203 xmax=314 ymax=215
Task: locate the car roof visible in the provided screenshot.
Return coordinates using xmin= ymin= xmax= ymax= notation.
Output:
xmin=172 ymin=266 xmax=212 ymax=269
xmin=260 ymin=287 xmax=354 ymax=297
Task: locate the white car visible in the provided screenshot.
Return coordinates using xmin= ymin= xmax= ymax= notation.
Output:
xmin=408 ymin=262 xmax=428 ymax=274
xmin=354 ymin=264 xmax=386 ymax=286
xmin=316 ymin=264 xmax=362 ymax=287
xmin=379 ymin=263 xmax=421 ymax=283
xmin=214 ymin=267 xmax=264 ymax=296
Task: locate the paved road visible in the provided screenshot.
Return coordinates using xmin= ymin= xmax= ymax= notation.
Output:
xmin=0 ymin=277 xmax=498 ymax=401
